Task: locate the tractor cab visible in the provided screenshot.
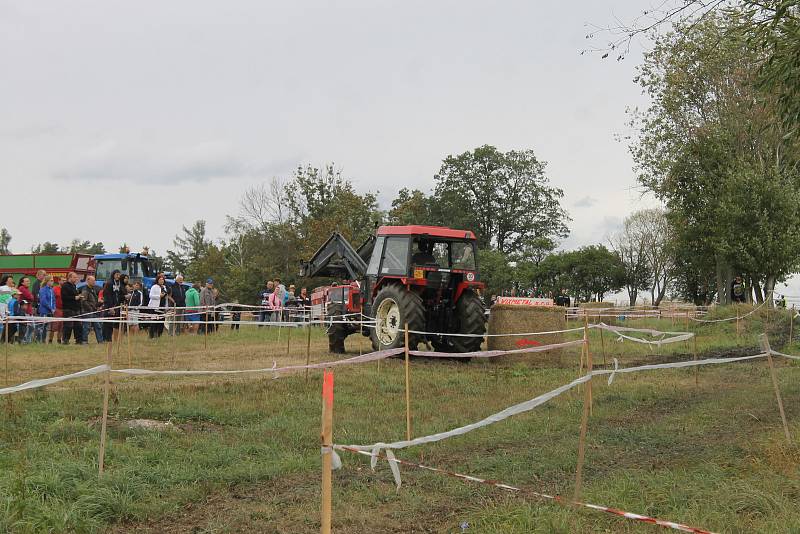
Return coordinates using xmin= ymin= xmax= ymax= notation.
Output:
xmin=362 ymin=226 xmax=480 ymax=308
xmin=360 ymin=226 xmax=484 ymax=352
xmin=93 ymin=253 xmax=155 ymax=288
xmin=300 ymin=225 xmax=486 ymax=354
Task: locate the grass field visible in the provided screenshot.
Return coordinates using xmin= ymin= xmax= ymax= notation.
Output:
xmin=1 ymin=309 xmax=799 ymax=533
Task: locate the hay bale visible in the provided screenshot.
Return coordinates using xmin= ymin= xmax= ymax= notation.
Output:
xmin=578 ymin=302 xmax=616 ymax=325
xmin=488 ymin=305 xmax=566 ymax=352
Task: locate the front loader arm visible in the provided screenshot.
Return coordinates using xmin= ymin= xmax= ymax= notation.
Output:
xmin=299 ymin=232 xmax=369 ymax=281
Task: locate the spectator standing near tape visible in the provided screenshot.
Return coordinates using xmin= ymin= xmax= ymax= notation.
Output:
xmin=127 ymin=281 xmax=145 ymax=335
xmin=61 ymin=272 xmax=85 ymax=345
xmin=285 ymin=284 xmax=298 ymax=321
xmin=80 ymin=276 xmax=103 ymax=344
xmin=170 ymin=274 xmax=186 ymax=335
xmin=199 ymin=278 xmax=216 ymax=334
xmin=185 ymin=282 xmax=200 ymax=333
xmin=31 ymin=269 xmax=46 ymax=310
xmin=102 ymin=270 xmax=126 ymax=342
xmin=16 ymin=276 xmax=35 ymax=344
xmin=268 ymin=284 xmax=282 ymax=322
xmin=258 ymin=281 xmax=274 ymax=324
xmin=0 ymin=275 xmax=19 ymax=341
xmin=36 ymin=275 xmax=55 ymax=343
xmin=148 ymin=273 xmax=168 ymax=338
xmin=50 ymin=277 xmax=63 ymax=343
xmin=297 ymin=287 xmax=311 ymax=321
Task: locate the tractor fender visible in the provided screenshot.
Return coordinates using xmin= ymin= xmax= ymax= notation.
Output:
xmin=454 ymin=281 xmax=485 ymax=303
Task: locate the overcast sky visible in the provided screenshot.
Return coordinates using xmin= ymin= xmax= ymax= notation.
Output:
xmin=1 ymin=0 xmax=664 ymax=253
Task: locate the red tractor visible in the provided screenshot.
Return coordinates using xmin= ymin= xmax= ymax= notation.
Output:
xmin=300 ymin=225 xmax=486 ymax=353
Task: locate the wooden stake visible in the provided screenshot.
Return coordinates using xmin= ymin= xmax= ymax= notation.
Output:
xmin=692 ymin=332 xmax=699 ymax=386
xmin=305 ymin=325 xmax=312 ymax=382
xmin=286 ymin=323 xmax=292 ymax=357
xmin=599 ymin=325 xmax=606 ymax=366
xmin=320 ymin=371 xmax=334 ymax=534
xmin=789 ymin=308 xmax=794 ymax=345
xmin=126 ymin=307 xmax=132 ymax=368
xmin=204 ymin=310 xmax=209 ymax=354
xmin=4 ymin=316 xmax=8 ymax=385
xmin=584 ymin=316 xmax=593 ymax=414
xmin=3 ymin=316 xmax=9 ymax=415
xmin=763 ymin=335 xmax=791 ymax=442
xmin=574 ymin=319 xmax=593 ymax=501
xmin=98 ymin=329 xmax=113 ymax=477
xmin=404 ymin=323 xmax=412 ymax=440
xmin=117 ymin=311 xmax=123 ymax=358
xmin=171 ymin=309 xmax=177 ymax=367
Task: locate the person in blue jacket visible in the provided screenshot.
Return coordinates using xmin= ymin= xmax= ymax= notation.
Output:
xmin=36 ymin=275 xmax=56 ymax=342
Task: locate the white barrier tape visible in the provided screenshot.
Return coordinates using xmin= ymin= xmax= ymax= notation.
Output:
xmin=596 ymin=323 xmax=687 ymax=337
xmin=335 ymin=446 xmax=718 ymax=534
xmin=321 ymin=446 xmax=342 ymax=470
xmin=407 ymin=326 xmax=588 ymax=338
xmin=608 ymin=358 xmax=619 ymax=385
xmin=595 ymin=323 xmax=694 ymax=346
xmin=690 ymin=297 xmax=770 ymax=323
xmin=409 ymin=339 xmax=584 ymax=358
xmin=0 ymin=349 xmax=404 ymax=397
xmin=340 ymin=352 xmax=771 ymax=454
xmin=0 ymin=365 xmax=109 ymax=396
xmin=112 ymin=348 xmax=404 ymax=377
xmin=767 ymin=349 xmax=800 ymax=361
xmin=4 ymin=315 xmax=319 ymax=327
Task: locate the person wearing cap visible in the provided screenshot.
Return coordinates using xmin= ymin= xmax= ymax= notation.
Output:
xmin=199 ymin=278 xmax=216 ymax=334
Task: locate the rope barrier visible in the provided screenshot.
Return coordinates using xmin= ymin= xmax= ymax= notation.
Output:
xmin=337 ymin=352 xmax=773 ymax=455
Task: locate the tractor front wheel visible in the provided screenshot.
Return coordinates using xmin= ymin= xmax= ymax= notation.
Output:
xmin=370 ymin=284 xmax=424 ymax=351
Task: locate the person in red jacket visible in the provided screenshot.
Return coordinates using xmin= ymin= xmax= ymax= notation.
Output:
xmin=16 ymin=276 xmax=35 ymax=343
xmin=50 ymin=277 xmax=63 ymax=343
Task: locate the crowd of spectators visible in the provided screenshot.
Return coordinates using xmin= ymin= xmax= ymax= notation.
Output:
xmin=0 ymin=270 xmax=313 ymax=345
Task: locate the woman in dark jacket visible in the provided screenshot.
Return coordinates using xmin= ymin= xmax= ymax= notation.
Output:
xmin=102 ymin=270 xmax=126 ymax=342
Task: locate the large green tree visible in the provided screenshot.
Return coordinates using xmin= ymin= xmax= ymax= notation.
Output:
xmin=630 ymin=13 xmax=800 ymax=305
xmin=166 ymin=220 xmax=211 ymax=278
xmin=432 ymin=145 xmax=569 ymax=256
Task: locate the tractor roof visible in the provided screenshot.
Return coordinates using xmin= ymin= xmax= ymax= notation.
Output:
xmin=94 ymin=253 xmax=150 ymax=260
xmin=376 ymin=225 xmax=476 ymax=240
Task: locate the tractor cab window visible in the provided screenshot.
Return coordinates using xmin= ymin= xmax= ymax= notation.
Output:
xmin=95 ymin=260 xmax=122 ymax=280
xmin=451 ymin=242 xmax=476 ymax=270
xmin=432 ymin=242 xmax=448 ymax=267
xmin=328 ymin=286 xmax=349 ymax=303
xmin=411 ymin=238 xmax=437 ymax=266
xmin=366 ymin=237 xmax=384 ymax=276
xmin=381 ymin=237 xmax=410 ymax=275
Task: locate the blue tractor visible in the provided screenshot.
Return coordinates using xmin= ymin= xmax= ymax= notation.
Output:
xmin=91 ymin=253 xmax=182 ymax=290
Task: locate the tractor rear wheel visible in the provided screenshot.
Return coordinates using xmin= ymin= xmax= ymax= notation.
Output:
xmin=432 ymin=289 xmax=485 ymax=353
xmin=370 ymin=284 xmax=424 ymax=351
xmin=327 ymin=302 xmax=349 ymax=354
